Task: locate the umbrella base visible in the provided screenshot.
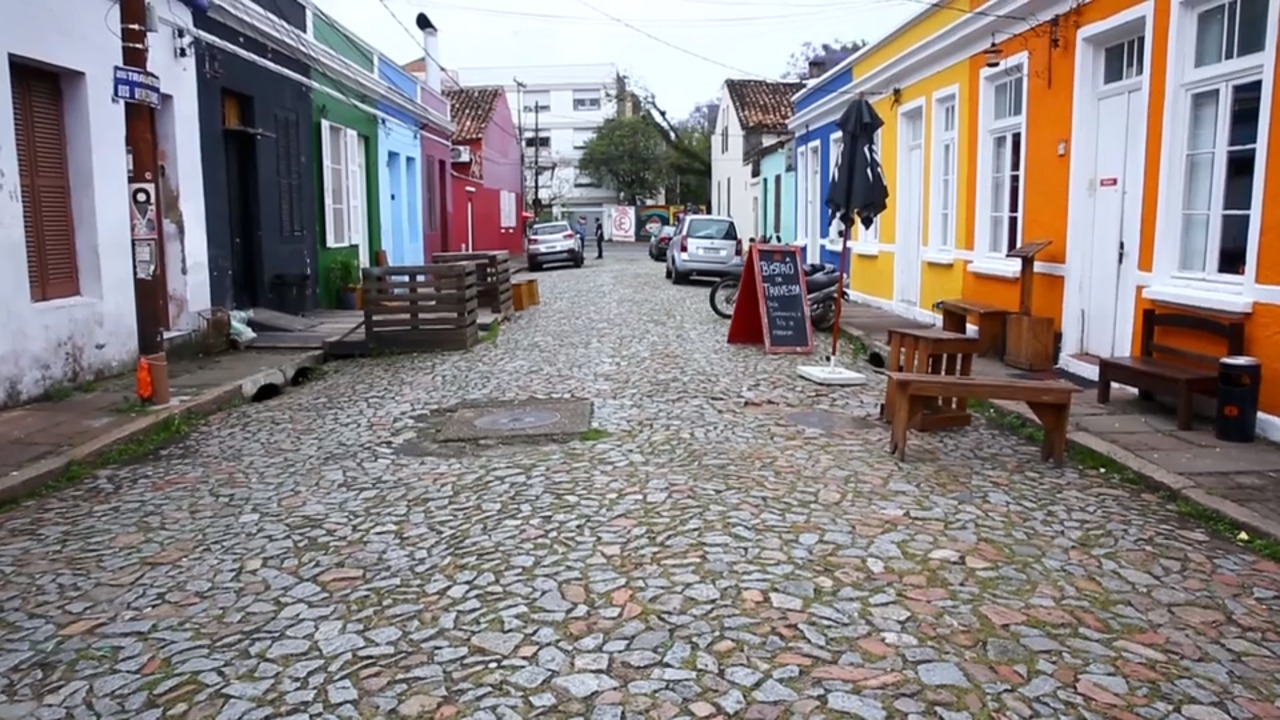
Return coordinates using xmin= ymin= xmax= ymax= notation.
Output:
xmin=797 ymin=364 xmax=868 ymax=386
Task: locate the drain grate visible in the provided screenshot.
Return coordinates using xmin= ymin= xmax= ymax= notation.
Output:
xmin=785 ymin=410 xmax=878 ymax=433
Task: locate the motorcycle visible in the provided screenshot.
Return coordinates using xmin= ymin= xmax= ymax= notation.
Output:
xmin=709 ymin=263 xmax=841 ymax=331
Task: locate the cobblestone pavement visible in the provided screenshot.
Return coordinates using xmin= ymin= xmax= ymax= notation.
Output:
xmin=2 ymin=247 xmax=1279 ymax=720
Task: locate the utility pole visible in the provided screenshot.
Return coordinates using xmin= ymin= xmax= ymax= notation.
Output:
xmin=120 ymin=0 xmax=167 ymax=363
xmin=532 ymin=100 xmax=542 ymax=219
xmin=514 ymin=77 xmax=526 ymax=211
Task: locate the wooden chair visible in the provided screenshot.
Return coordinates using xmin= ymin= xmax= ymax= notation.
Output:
xmin=886 ymin=373 xmax=1080 ymax=465
xmin=1097 ymin=308 xmax=1245 ymax=430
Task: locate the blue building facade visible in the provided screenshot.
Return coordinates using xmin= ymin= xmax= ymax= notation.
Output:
xmin=788 ymin=62 xmax=855 ymax=271
xmin=375 ymin=57 xmax=425 ymax=265
xmin=757 ymin=142 xmax=795 ymax=246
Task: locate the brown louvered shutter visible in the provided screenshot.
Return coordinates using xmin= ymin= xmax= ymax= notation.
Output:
xmin=11 ymin=63 xmax=78 ymax=302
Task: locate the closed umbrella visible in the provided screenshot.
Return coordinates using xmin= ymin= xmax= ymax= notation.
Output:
xmin=800 ymin=97 xmax=889 ymax=384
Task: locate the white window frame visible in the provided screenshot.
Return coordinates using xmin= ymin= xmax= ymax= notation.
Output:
xmin=970 ymin=51 xmax=1029 ymax=279
xmin=853 ymin=130 xmax=883 ymax=253
xmin=572 ymin=89 xmax=602 ymax=112
xmin=927 ymin=86 xmax=960 ymax=260
xmin=826 ymin=130 xmax=846 ymax=249
xmin=1146 ymin=0 xmax=1276 ymax=311
xmin=805 ymin=141 xmax=822 ymax=249
xmin=321 ymin=119 xmax=368 ymax=259
xmin=522 ymin=91 xmax=551 ymax=113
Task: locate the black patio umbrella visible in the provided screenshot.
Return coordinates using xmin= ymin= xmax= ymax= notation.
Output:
xmin=823 ymin=97 xmax=889 ymax=362
xmin=827 ymin=97 xmax=889 ymax=230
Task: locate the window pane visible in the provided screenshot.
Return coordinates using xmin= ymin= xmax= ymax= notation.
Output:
xmin=1195 ymin=4 xmax=1226 ymax=67
xmin=1183 ymin=153 xmax=1215 ymax=211
xmin=1228 ymin=80 xmax=1262 ymax=147
xmin=1009 ymin=170 xmax=1021 ymax=215
xmin=1133 ymin=35 xmax=1145 ymax=77
xmin=1010 ymin=78 xmax=1023 ymax=117
xmin=1237 ymin=0 xmax=1268 ymax=57
xmin=1103 ymin=43 xmax=1125 ymax=84
xmin=994 ymin=81 xmax=1009 ymax=120
xmin=1009 ymin=131 xmax=1022 ymax=173
xmin=1007 ymin=212 xmax=1019 ymax=252
xmin=1225 ymin=0 xmax=1239 ymax=60
xmin=942 ymin=176 xmax=952 ymax=211
xmin=1223 ymin=149 xmax=1255 ymax=210
xmin=1179 ymin=213 xmax=1210 ymax=271
xmin=992 ymin=173 xmax=1007 ymax=213
xmin=332 ymin=205 xmax=346 ymax=244
xmin=1217 ymin=213 xmax=1249 ymax=274
xmin=989 ymin=220 xmax=1004 ymax=253
xmin=1187 ymin=90 xmax=1220 ymax=151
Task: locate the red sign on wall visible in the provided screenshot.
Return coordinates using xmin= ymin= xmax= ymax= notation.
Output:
xmin=1099 ymin=177 xmax=1119 ymax=187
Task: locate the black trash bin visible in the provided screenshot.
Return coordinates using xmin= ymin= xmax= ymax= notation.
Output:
xmin=1215 ymin=356 xmax=1261 ymax=443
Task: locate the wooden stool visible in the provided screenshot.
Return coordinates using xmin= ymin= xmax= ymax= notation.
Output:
xmin=880 ymin=327 xmax=980 ymax=431
xmin=513 ymin=278 xmax=540 ymax=311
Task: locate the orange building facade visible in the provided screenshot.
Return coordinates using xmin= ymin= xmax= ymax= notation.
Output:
xmin=840 ymin=0 xmax=1280 ymax=437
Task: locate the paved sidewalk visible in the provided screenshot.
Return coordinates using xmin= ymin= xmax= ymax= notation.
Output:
xmin=0 ymin=349 xmax=322 ymax=504
xmin=838 ymin=304 xmax=1280 ymax=542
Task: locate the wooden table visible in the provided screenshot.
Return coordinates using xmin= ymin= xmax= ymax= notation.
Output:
xmin=880 ymin=327 xmax=980 ymax=431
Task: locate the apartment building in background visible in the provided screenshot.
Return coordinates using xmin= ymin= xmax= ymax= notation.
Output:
xmin=454 ymin=63 xmax=619 ymax=228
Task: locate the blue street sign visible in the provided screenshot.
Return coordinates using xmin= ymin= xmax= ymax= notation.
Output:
xmin=113 ymin=66 xmax=161 ymax=108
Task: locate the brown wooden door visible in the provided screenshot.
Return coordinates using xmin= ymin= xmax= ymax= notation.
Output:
xmin=11 ymin=62 xmax=78 ymax=302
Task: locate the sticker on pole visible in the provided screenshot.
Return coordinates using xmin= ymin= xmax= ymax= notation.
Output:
xmin=130 ymin=183 xmax=158 ymax=240
xmin=113 ymin=66 xmax=161 ymax=108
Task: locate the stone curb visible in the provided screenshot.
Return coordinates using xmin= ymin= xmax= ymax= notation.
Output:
xmin=0 ymin=350 xmax=324 ymax=506
xmin=837 ymin=325 xmax=1280 ymax=545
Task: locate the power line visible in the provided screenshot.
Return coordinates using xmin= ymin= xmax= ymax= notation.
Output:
xmin=389 ymin=0 xmax=866 ymax=26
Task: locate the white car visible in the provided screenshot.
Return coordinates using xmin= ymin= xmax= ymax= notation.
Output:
xmin=526 ymin=222 xmax=584 ymax=271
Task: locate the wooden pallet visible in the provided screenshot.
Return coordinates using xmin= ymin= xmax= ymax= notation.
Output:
xmin=361 ymin=264 xmax=479 ymax=352
xmin=432 ymin=251 xmax=514 ymax=320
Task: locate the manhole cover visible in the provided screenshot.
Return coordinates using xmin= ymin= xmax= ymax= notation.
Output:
xmin=435 ymin=400 xmax=593 ymax=442
xmin=473 ymin=409 xmax=563 ymax=431
xmin=785 ymin=410 xmax=876 ymax=433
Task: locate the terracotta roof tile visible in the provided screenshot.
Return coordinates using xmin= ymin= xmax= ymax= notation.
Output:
xmin=724 ymin=79 xmax=805 ymax=131
xmin=444 ymin=86 xmax=502 ymax=143
xmin=402 ymin=58 xmax=426 ymax=75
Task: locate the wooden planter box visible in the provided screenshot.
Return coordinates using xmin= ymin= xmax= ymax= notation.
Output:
xmin=432 ymin=251 xmax=514 ymax=319
xmin=512 ymin=278 xmax=540 ymax=311
xmin=360 ymin=264 xmax=479 ymax=352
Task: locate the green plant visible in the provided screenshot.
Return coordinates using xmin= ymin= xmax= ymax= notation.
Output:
xmin=328 ymin=254 xmax=361 ymax=290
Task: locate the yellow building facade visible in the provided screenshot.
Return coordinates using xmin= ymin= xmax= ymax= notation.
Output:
xmin=841 ymin=0 xmax=1280 ymax=438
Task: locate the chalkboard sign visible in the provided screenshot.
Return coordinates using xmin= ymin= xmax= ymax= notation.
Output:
xmin=754 ymin=246 xmax=813 ymax=353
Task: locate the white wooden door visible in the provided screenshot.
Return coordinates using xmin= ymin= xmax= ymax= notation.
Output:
xmin=895 ymin=111 xmax=924 ymax=307
xmin=1083 ymin=89 xmax=1142 ymax=356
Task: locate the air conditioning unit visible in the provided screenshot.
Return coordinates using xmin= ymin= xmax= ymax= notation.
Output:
xmin=450 ymin=146 xmax=472 ymax=163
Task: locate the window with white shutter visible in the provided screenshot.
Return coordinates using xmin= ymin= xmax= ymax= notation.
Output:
xmin=320 ymin=119 xmax=369 ymax=257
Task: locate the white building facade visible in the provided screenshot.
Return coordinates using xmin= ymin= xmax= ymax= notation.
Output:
xmin=711 ymin=80 xmax=801 ymax=238
xmin=455 ymin=63 xmax=618 ymax=226
xmin=0 ymin=0 xmax=210 ymax=405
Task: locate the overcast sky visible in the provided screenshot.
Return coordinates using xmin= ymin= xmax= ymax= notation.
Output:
xmin=312 ymin=0 xmax=920 ymax=117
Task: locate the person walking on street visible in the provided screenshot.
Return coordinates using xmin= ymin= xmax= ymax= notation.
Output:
xmin=594 ymin=219 xmax=605 ymax=259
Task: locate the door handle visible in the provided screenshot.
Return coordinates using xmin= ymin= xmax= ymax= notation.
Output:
xmin=1118 ymin=239 xmax=1125 ymax=266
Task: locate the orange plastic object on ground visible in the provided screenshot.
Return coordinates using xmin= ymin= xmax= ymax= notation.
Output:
xmin=136 ymin=357 xmax=154 ymax=402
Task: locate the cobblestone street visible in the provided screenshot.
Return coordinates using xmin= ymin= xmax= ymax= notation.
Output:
xmin=2 ymin=246 xmax=1279 ymax=720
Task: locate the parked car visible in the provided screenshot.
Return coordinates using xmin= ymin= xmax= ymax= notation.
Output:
xmin=665 ymin=215 xmax=743 ymax=283
xmin=648 ymin=225 xmax=676 ymax=261
xmin=526 ymin=221 xmax=584 ymax=271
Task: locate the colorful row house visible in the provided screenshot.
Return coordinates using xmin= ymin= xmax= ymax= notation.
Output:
xmin=789 ymin=63 xmax=858 ymax=269
xmin=807 ymin=0 xmax=1280 ymax=437
xmin=0 ymin=0 xmax=522 ymax=405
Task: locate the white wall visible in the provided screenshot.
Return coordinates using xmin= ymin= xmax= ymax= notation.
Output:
xmin=0 ymin=0 xmax=208 ymax=405
xmin=711 ymin=85 xmax=750 ymax=228
xmin=456 ymin=64 xmax=618 ymax=208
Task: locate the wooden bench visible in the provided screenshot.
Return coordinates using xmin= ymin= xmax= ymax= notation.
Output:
xmin=1097 ymin=308 xmax=1245 ymax=430
xmin=886 ymin=373 xmax=1081 ymax=465
xmin=937 ymin=298 xmax=1011 ymax=357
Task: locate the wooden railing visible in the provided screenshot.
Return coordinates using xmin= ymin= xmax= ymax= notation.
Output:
xmin=361 ymin=264 xmax=478 ymax=352
xmin=432 ymin=251 xmax=514 ymax=319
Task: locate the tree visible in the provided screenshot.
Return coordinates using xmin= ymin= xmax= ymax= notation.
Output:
xmin=578 ymin=115 xmax=670 ymax=205
xmin=783 ymin=39 xmax=867 ymax=80
xmin=525 ymin=158 xmax=574 ymax=215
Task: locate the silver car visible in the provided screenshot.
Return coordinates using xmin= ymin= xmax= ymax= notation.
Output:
xmin=665 ymin=215 xmax=743 ymax=283
xmin=526 ymin=221 xmax=584 ymax=271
